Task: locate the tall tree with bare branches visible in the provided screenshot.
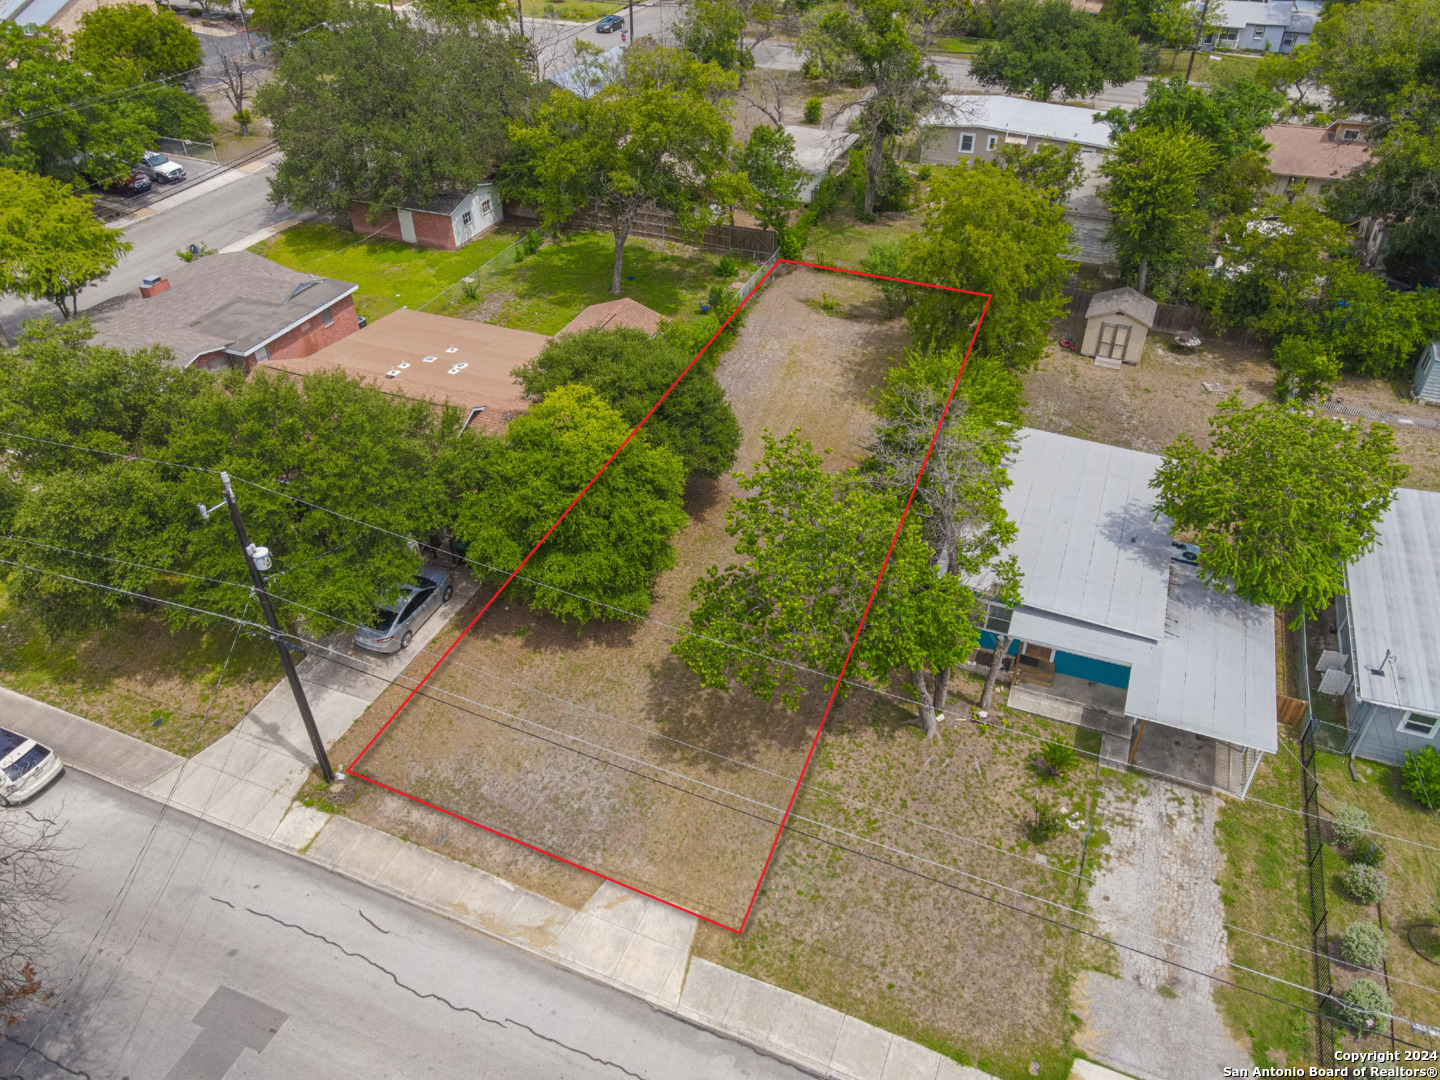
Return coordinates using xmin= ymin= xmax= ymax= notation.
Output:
xmin=1 ymin=807 xmax=68 ymax=1028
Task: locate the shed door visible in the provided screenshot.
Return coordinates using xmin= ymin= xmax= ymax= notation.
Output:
xmin=1098 ymin=322 xmax=1132 ymax=361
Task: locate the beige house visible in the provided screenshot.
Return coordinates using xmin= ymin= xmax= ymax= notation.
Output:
xmin=1081 ymin=287 xmax=1157 ymax=368
xmin=1263 ymin=121 xmax=1371 ymax=201
xmin=919 ymin=94 xmax=1110 ymax=167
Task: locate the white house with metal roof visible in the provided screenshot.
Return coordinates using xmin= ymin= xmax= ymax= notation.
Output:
xmin=986 ymin=429 xmax=1277 ymax=796
xmin=918 ymin=95 xmax=1110 ymax=168
xmin=1332 ymin=488 xmax=1440 ymax=766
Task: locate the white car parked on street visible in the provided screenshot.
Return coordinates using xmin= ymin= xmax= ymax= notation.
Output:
xmin=0 ymin=726 xmax=63 ymax=805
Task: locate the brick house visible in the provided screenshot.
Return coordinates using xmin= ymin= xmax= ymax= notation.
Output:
xmin=349 ymin=183 xmax=502 ymax=252
xmin=86 ymin=251 xmax=359 ymax=371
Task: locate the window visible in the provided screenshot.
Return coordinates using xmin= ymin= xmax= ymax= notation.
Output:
xmin=253 ymin=344 xmax=270 ymax=364
xmin=983 ymin=602 xmax=1012 ymax=635
xmin=480 ymin=198 xmax=492 ymax=216
xmin=461 ymin=210 xmax=473 ymax=227
xmin=986 ymin=134 xmax=998 ymax=151
xmin=1096 ymin=322 xmax=1132 ymax=361
xmin=1402 ymin=713 xmax=1438 ymax=738
xmin=1341 ymin=128 xmax=1359 ymax=142
xmin=321 ymin=306 xmax=334 ymax=327
xmin=1219 ymin=28 xmax=1238 ymax=45
xmin=1282 ymin=31 xmax=1297 ymax=45
xmin=1252 ymin=25 xmax=1265 ymax=40
xmin=959 ymin=132 xmax=974 ymax=154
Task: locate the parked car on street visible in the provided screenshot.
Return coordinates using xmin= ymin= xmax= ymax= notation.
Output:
xmin=353 ymin=565 xmax=454 ymax=654
xmin=139 ymin=150 xmax=186 ymax=183
xmin=0 ymin=727 xmax=63 ymax=806
xmin=596 ymin=13 xmax=624 ymax=32
xmin=108 ymin=169 xmax=152 ymax=195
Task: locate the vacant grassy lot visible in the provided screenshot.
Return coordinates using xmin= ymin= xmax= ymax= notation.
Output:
xmin=803 ymin=204 xmax=923 ymax=272
xmin=252 ymin=223 xmax=526 ymax=323
xmin=0 ymin=594 xmax=282 ymax=755
xmin=523 ymin=0 xmax=624 ymax=17
xmin=1313 ymin=750 xmax=1440 ymax=1044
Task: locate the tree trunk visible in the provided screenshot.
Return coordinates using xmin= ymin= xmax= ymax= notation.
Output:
xmin=912 ymin=666 xmax=938 ymax=740
xmin=933 ymin=666 xmax=951 ymax=712
xmin=1136 ymin=258 xmax=1149 ymax=295
xmin=610 ymin=213 xmax=633 ymax=295
xmin=979 ymin=633 xmax=1009 ymax=712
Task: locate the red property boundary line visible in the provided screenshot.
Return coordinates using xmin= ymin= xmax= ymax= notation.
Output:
xmin=348 ymin=258 xmax=993 ymax=935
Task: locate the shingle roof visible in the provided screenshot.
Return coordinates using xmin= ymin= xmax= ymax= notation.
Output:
xmin=1085 ymin=287 xmax=1158 ymax=328
xmin=262 ymin=307 xmax=546 ymax=433
xmin=924 ymin=95 xmax=1111 ymax=148
xmin=1263 ymin=124 xmax=1371 ymax=181
xmin=86 ymin=252 xmax=357 ymax=367
xmin=557 ymin=298 xmax=664 ymax=337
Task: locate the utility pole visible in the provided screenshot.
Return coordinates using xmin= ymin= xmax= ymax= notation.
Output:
xmin=213 ymin=472 xmax=335 ymax=784
xmin=518 ymin=0 xmax=524 ymax=36
xmin=628 ymin=0 xmax=633 ymax=43
xmin=1184 ymin=0 xmax=1211 ymax=84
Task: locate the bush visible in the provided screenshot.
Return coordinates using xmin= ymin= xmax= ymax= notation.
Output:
xmin=1330 ymin=803 xmax=1372 ymax=848
xmin=1138 ymin=44 xmax=1163 ymax=74
xmin=800 ymin=58 xmax=820 ymax=80
xmin=1273 ymin=335 xmax=1340 ymax=404
xmin=809 ymin=171 xmax=842 ymax=221
xmin=1339 ymin=921 xmax=1388 ymax=968
xmin=1342 ymin=863 xmax=1388 ymax=904
xmin=916 ymin=164 xmax=932 ymax=182
xmin=859 ymin=238 xmax=909 ymax=317
xmin=715 ymin=254 xmax=738 ymax=279
xmin=803 ymin=96 xmax=822 ymax=124
xmin=778 ymin=225 xmax=805 ymax=260
xmin=1333 ymin=978 xmax=1391 ymax=1036
xmin=1402 ymin=745 xmax=1440 ymax=810
xmin=1349 ymin=834 xmax=1386 ymax=867
xmin=1030 ymin=801 xmax=1065 ymax=843
xmin=847 ymin=146 xmax=912 ymax=217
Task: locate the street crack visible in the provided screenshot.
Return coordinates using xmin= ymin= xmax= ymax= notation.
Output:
xmin=221 ymin=900 xmax=651 ymax=1080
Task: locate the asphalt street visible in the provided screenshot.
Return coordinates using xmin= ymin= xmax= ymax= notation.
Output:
xmin=0 ymin=163 xmax=295 ymax=341
xmin=0 ymin=770 xmax=810 ymax=1080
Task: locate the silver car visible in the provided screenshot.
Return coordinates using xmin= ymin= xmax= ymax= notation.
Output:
xmin=0 ymin=727 xmax=63 ymax=806
xmin=139 ymin=150 xmax=186 ymax=183
xmin=354 ymin=565 xmax=454 ymax=654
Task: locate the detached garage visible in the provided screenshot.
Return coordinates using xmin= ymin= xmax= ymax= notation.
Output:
xmin=350 ymin=183 xmax=502 ymax=251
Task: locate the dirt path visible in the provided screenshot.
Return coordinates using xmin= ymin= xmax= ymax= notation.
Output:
xmin=1073 ymin=781 xmax=1252 ymax=1080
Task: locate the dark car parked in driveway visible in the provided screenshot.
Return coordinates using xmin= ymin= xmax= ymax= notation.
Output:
xmin=596 ymin=13 xmax=624 ymax=31
xmin=108 ymin=169 xmax=152 ymax=195
xmin=353 ymin=565 xmax=454 ymax=654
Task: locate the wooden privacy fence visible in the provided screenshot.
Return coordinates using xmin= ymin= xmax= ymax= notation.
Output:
xmin=1056 ymin=284 xmax=1269 ymax=351
xmin=505 ymin=204 xmax=777 ymax=257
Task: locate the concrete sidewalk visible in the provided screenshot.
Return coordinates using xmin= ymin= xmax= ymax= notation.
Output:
xmin=3 ymin=590 xmax=1001 ymax=1080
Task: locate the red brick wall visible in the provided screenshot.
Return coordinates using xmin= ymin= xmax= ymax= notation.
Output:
xmin=262 ymin=295 xmax=361 ymax=369
xmin=349 ymin=202 xmax=457 ymax=251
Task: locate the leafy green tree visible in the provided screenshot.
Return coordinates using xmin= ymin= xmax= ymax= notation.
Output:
xmin=902 ymin=160 xmax=1072 ymax=367
xmin=0 ymin=170 xmax=131 ymax=317
xmin=1328 ymin=120 xmax=1440 ymax=286
xmin=1322 ymin=271 xmax=1440 ymax=378
xmin=809 ymin=0 xmax=947 ymax=216
xmin=1254 ymin=44 xmax=1323 ymax=120
xmin=797 ymin=3 xmax=862 ymax=86
xmin=1271 ymin=335 xmax=1339 ymax=404
xmin=0 ymin=24 xmax=158 ymax=185
xmin=258 ymin=2 xmax=534 ymax=215
xmin=736 ymin=124 xmax=805 ymax=234
xmin=1149 ymin=0 xmax=1199 ymax=67
xmin=454 ymin=385 xmax=688 ymax=624
xmin=1099 ymin=76 xmax=1282 ymax=217
xmin=675 ymin=430 xmax=982 ymax=738
xmin=1335 ymin=979 xmax=1392 ymax=1037
xmin=1151 ymin=395 xmax=1408 ymax=617
xmin=71 ymin=3 xmax=204 ymax=86
xmin=504 ymin=47 xmax=740 ymax=294
xmin=909 ymin=0 xmax=971 ymax=48
xmin=678 ymin=0 xmax=752 ymax=70
xmin=248 ymin=0 xmax=334 ymax=46
xmin=1401 ymin=746 xmax=1440 ymax=811
xmin=1099 ymin=125 xmax=1211 ymax=296
xmin=972 ymin=0 xmax=1139 ymax=102
xmin=994 ymin=141 xmax=1085 ymax=202
xmin=149 ymin=86 xmax=216 ymax=140
xmin=512 ymin=328 xmax=741 ymax=479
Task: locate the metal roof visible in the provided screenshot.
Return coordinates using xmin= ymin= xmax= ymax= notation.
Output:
xmin=1002 ymin=428 xmax=1170 ymax=639
xmin=1125 ymin=565 xmax=1278 ymax=752
xmin=924 ymin=95 xmax=1111 ymax=149
xmin=1345 ymin=487 xmax=1440 ymax=716
xmin=1 ymin=0 xmax=68 ymax=25
xmin=782 ymin=123 xmax=859 ymax=178
xmin=1002 ymin=429 xmax=1278 ymax=751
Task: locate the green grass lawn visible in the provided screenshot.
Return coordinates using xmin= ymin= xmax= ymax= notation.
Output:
xmin=1212 ymin=741 xmax=1316 ymax=1067
xmin=1154 ymin=49 xmax=1263 ymax=84
xmin=252 ymin=223 xmax=527 ymax=323
xmin=473 ymin=232 xmax=731 ymax=335
xmin=803 ymin=212 xmax=922 ymax=272
xmin=928 ymin=36 xmax=988 ymax=54
xmin=523 ymin=0 xmax=624 ymax=18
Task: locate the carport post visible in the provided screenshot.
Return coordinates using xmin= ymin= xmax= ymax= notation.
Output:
xmin=218 ymin=472 xmax=335 ymax=784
